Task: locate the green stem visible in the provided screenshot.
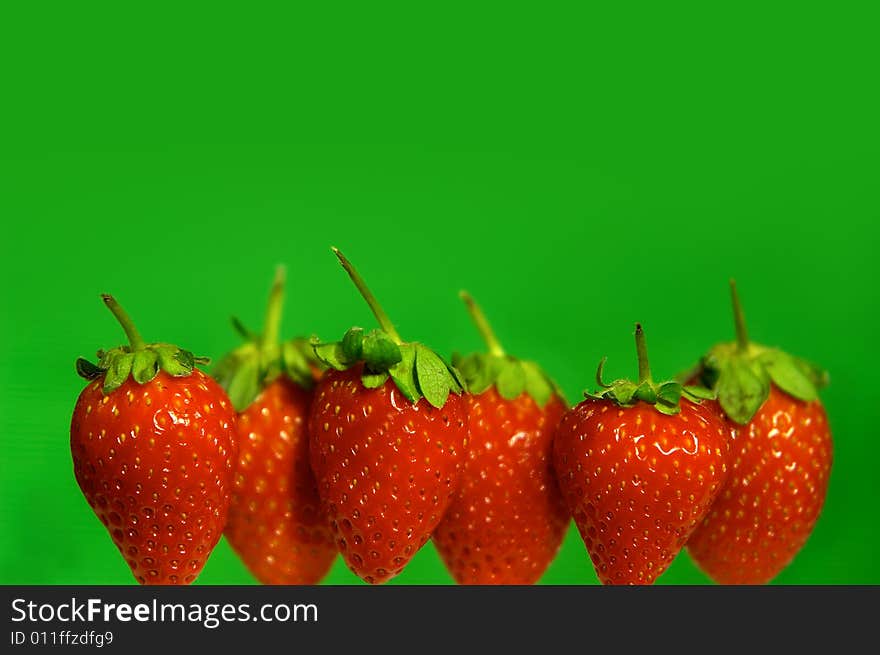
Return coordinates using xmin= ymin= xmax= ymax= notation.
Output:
xmin=634 ymin=323 xmax=652 ymax=384
xmin=101 ymin=294 xmax=146 ymax=351
xmin=730 ymin=279 xmax=749 ymax=352
xmin=231 ymin=316 xmax=259 ymax=341
xmin=332 ymin=247 xmax=402 ymax=344
xmin=261 ymin=265 xmax=286 ymax=350
xmin=459 ymin=291 xmax=505 ymax=356
xmin=595 ymin=356 xmax=610 ymax=388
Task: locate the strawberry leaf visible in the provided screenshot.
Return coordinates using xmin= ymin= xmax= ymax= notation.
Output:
xmin=682 ymin=384 xmax=715 ymax=401
xmin=314 ymin=331 xmax=462 ymax=408
xmin=716 ymin=357 xmax=770 ymax=424
xmin=454 ymin=354 xmax=491 ymax=394
xmin=225 ymin=358 xmax=261 ymax=412
xmin=156 ymin=345 xmax=194 ymax=377
xmin=612 ymin=381 xmax=637 ymax=404
xmin=656 ymin=381 xmax=683 ymax=405
xmin=131 ymin=349 xmax=159 ymax=384
xmin=76 ymin=358 xmax=103 ymax=380
xmin=452 ymin=351 xmax=563 ymax=407
xmin=496 ymin=359 xmax=527 ymax=400
xmin=759 ymin=351 xmax=820 ymax=402
xmin=281 ymin=338 xmax=319 ymax=390
xmin=584 ymin=337 xmax=707 ymax=415
xmin=85 ymin=343 xmax=205 ymax=395
xmin=342 ymin=327 xmax=364 ymax=362
xmin=362 ymin=370 xmax=390 ymax=389
xmin=389 ymin=344 xmax=420 ymax=402
xmin=654 ymin=400 xmax=681 ymax=416
xmin=691 ymin=341 xmax=827 ymax=425
xmin=76 ymin=296 xmax=208 ymax=396
xmin=521 ymin=360 xmax=555 ymax=407
xmin=312 ymin=341 xmax=351 ymax=371
xmin=447 ymin=363 xmax=468 ymax=393
xmin=634 ymin=380 xmax=657 ymax=403
xmin=415 ymin=345 xmax=453 ymax=409
xmin=103 ymin=352 xmax=134 ymax=393
xmin=362 ymin=329 xmax=402 ymax=370
xmin=174 ymin=349 xmax=195 ymax=371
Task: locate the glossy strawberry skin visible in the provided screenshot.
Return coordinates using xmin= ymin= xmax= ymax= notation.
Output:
xmin=70 ymin=369 xmax=237 ymax=585
xmin=553 ymin=398 xmax=730 ymax=585
xmin=308 ymin=365 xmax=468 ymax=584
xmin=433 ymin=389 xmax=569 ymax=584
xmin=225 ymin=377 xmax=337 ymax=585
xmin=686 ymin=386 xmax=832 ymax=584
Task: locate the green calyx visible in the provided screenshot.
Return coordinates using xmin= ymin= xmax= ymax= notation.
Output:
xmin=692 ymin=280 xmax=828 ymax=425
xmin=75 ymin=295 xmax=209 ymax=395
xmin=587 ymin=323 xmax=714 ymax=416
xmin=452 ymin=291 xmax=565 ymax=407
xmin=311 ymin=248 xmax=464 ymax=409
xmin=212 ymin=267 xmax=322 ymax=412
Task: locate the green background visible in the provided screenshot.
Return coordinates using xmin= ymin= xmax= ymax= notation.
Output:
xmin=1 ymin=4 xmax=877 ymax=585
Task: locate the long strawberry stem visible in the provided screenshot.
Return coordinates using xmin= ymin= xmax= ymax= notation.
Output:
xmin=261 ymin=265 xmax=286 ymax=350
xmin=730 ymin=279 xmax=750 ymax=352
xmin=635 ymin=323 xmax=652 ymax=384
xmin=101 ymin=294 xmax=146 ymax=351
xmin=332 ymin=247 xmax=402 ymax=344
xmin=460 ymin=291 xmax=505 ymax=356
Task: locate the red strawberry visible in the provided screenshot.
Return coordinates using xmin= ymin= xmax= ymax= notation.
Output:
xmin=213 ymin=268 xmax=336 ymax=585
xmin=309 ymin=249 xmax=468 ymax=584
xmin=433 ymin=292 xmax=569 ymax=584
xmin=71 ymin=295 xmax=237 ymax=584
xmin=685 ymin=281 xmax=833 ymax=584
xmin=553 ymin=324 xmax=730 ymax=585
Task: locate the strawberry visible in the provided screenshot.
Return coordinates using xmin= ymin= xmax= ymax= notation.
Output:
xmin=433 ymin=292 xmax=569 ymax=584
xmin=213 ymin=268 xmax=337 ymax=585
xmin=71 ymin=295 xmax=237 ymax=585
xmin=685 ymin=281 xmax=833 ymax=584
xmin=553 ymin=324 xmax=729 ymax=585
xmin=308 ymin=249 xmax=468 ymax=584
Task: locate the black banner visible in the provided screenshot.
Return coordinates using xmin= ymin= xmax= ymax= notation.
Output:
xmin=2 ymin=586 xmax=876 ymax=652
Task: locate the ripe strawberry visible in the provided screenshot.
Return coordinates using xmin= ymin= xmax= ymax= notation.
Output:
xmin=553 ymin=324 xmax=729 ymax=585
xmin=309 ymin=249 xmax=468 ymax=584
xmin=685 ymin=281 xmax=832 ymax=584
xmin=433 ymin=292 xmax=569 ymax=584
xmin=213 ymin=268 xmax=337 ymax=585
xmin=71 ymin=295 xmax=237 ymax=585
